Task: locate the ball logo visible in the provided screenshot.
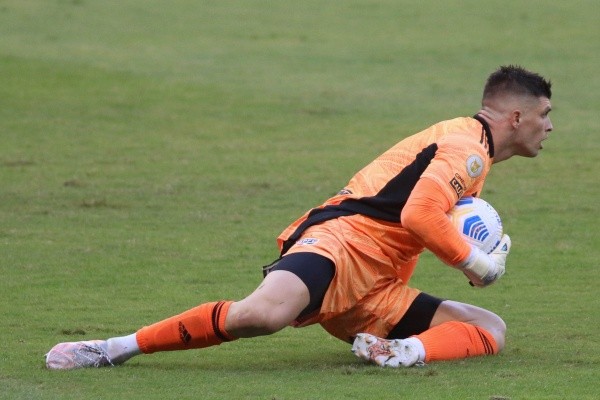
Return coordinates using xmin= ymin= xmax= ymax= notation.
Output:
xmin=462 ymin=216 xmax=490 ymax=243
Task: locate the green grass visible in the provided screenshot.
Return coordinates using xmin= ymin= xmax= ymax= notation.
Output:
xmin=1 ymin=0 xmax=598 ymax=399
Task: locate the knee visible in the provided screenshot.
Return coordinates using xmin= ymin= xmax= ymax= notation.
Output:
xmin=434 ymin=300 xmax=507 ymax=352
xmin=238 ymin=306 xmax=285 ymax=334
xmin=226 ymin=301 xmax=291 ymax=337
xmin=487 ymin=314 xmax=507 ymax=352
xmin=469 ymin=308 xmax=507 ymax=352
xmin=224 ymin=270 xmax=311 ymax=338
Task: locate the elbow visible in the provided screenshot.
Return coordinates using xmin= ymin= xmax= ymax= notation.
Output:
xmin=400 ymin=202 xmax=423 ymax=234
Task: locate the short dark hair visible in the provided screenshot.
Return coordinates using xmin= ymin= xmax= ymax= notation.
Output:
xmin=483 ymin=65 xmax=552 ymax=101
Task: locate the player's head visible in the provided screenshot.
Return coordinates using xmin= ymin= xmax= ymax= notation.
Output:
xmin=482 ymin=65 xmax=552 ymax=103
xmin=481 ymin=66 xmax=553 ymax=160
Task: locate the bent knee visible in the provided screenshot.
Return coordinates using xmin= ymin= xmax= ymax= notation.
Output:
xmin=488 ymin=315 xmax=507 ymax=352
xmin=433 ymin=300 xmax=507 ymax=351
xmin=473 ymin=310 xmax=506 ymax=352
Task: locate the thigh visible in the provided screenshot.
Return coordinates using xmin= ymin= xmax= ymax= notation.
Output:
xmin=226 ymin=270 xmax=311 ymax=337
xmin=269 ymin=252 xmax=335 ymax=318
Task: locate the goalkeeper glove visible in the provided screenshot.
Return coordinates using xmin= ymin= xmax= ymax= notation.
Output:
xmin=458 ymin=234 xmax=511 ymax=287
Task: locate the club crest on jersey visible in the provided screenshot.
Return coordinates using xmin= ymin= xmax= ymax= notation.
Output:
xmin=466 ymin=154 xmax=484 ymax=178
xmin=296 ymin=238 xmax=319 ymax=246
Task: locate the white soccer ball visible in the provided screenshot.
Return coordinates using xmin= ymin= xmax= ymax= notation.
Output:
xmin=447 ymin=196 xmax=503 ymax=254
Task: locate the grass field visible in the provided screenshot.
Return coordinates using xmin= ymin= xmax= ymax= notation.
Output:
xmin=1 ymin=1 xmax=598 ymax=399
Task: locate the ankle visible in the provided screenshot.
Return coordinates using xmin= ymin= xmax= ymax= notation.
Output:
xmin=404 ymin=337 xmax=426 ymax=363
xmin=106 ymin=334 xmax=141 ymax=364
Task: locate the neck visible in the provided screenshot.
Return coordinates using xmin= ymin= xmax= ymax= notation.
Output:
xmin=475 ymin=108 xmax=514 ymax=163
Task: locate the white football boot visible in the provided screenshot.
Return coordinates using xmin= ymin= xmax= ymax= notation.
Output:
xmin=352 ymin=333 xmax=422 ymax=368
xmin=46 ymin=340 xmax=114 ymax=370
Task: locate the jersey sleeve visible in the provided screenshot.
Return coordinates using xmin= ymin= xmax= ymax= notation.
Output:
xmin=421 ymin=131 xmax=489 ymax=202
xmin=401 ymin=133 xmax=490 ymax=266
xmin=401 ymin=177 xmax=471 ymax=266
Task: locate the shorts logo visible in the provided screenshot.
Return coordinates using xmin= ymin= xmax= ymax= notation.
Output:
xmin=450 ymin=173 xmax=465 ymax=197
xmin=296 ymin=238 xmax=319 ymax=246
xmin=466 ymin=154 xmax=484 ymax=178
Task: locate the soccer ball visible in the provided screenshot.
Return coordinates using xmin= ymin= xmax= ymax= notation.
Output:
xmin=447 ymin=197 xmax=503 ymax=254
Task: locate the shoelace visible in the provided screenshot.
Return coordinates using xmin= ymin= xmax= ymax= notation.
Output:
xmin=79 ymin=343 xmax=114 ymax=368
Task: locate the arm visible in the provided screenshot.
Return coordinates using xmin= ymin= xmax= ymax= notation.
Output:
xmin=401 ymin=177 xmax=471 ymax=266
xmin=401 ymin=177 xmax=510 ymax=287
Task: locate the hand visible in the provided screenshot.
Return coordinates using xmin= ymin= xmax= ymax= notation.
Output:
xmin=459 ymin=234 xmax=511 ymax=287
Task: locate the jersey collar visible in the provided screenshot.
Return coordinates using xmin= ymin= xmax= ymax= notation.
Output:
xmin=473 ymin=114 xmax=495 ymax=158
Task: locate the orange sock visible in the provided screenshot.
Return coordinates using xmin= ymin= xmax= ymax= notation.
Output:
xmin=415 ymin=321 xmax=498 ymax=362
xmin=136 ymin=301 xmax=236 ymax=354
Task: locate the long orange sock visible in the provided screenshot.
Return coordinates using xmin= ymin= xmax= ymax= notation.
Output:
xmin=136 ymin=301 xmax=236 ymax=354
xmin=414 ymin=321 xmax=498 ymax=362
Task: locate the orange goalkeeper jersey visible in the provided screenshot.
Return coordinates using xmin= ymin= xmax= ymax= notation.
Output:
xmin=277 ymin=115 xmax=494 ymax=269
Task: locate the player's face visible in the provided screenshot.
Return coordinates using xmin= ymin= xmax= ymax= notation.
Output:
xmin=515 ymin=96 xmax=553 ymax=157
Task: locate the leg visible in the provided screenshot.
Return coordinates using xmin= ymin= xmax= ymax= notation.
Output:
xmin=353 ymin=294 xmax=506 ymax=367
xmin=225 ymin=269 xmax=310 ymax=337
xmin=46 ymin=252 xmax=334 ymax=370
xmin=45 ymin=270 xmax=309 ymax=370
xmin=408 ymin=300 xmax=505 ymax=363
xmin=430 ymin=300 xmax=506 ymax=351
xmin=229 ymin=252 xmax=335 ymax=337
xmin=134 ymin=268 xmax=312 ymax=354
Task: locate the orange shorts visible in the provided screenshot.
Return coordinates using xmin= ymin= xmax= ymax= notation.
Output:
xmin=284 ymin=216 xmax=422 ymax=343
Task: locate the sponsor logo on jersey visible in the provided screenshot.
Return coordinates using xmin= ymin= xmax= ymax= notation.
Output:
xmin=450 ymin=173 xmax=465 ymax=197
xmin=296 ymin=238 xmax=319 ymax=246
xmin=466 ymin=154 xmax=484 ymax=178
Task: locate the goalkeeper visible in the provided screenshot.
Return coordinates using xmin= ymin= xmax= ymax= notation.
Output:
xmin=46 ymin=65 xmax=553 ymax=369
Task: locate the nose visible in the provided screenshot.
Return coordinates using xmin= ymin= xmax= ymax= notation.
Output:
xmin=546 ymin=119 xmax=553 ymax=132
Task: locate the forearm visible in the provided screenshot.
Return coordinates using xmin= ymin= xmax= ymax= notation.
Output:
xmin=401 ymin=178 xmax=471 ymax=266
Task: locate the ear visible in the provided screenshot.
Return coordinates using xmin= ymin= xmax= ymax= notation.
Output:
xmin=510 ymin=110 xmax=522 ymax=130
